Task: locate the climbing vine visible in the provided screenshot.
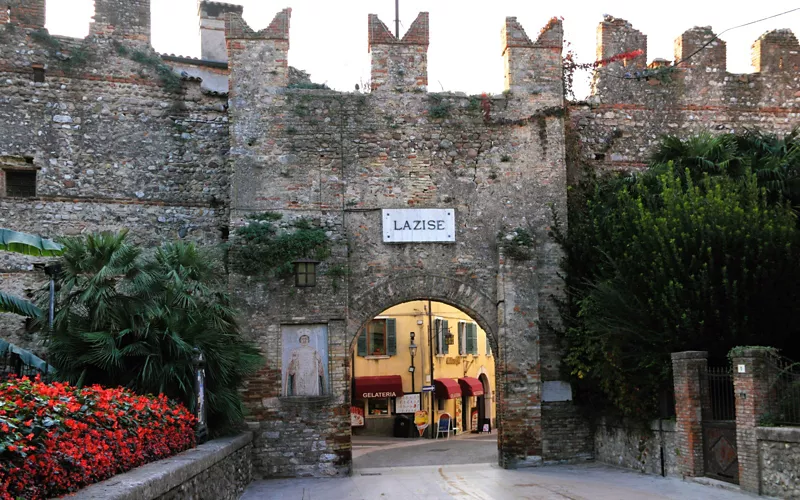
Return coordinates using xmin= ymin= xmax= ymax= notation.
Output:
xmin=229 ymin=212 xmax=330 ymax=277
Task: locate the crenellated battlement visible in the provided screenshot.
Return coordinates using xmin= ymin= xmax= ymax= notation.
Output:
xmin=578 ymin=17 xmax=800 ymax=172
xmin=90 ymin=0 xmax=151 ymax=44
xmin=2 ymin=0 xmax=45 ymax=29
xmin=502 ymin=16 xmax=564 ymax=111
xmin=368 ymin=12 xmax=429 ymax=92
xmin=752 ymin=29 xmax=800 ymax=73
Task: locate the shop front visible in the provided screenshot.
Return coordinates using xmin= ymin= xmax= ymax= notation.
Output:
xmin=433 ymin=378 xmax=462 ymax=436
xmin=351 ymin=375 xmax=404 ymax=436
xmin=458 ymin=376 xmax=484 ymax=432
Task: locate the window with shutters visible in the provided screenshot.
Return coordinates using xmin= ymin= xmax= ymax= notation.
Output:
xmin=458 ymin=322 xmax=466 ymax=355
xmin=486 ymin=331 xmax=492 ymax=356
xmin=356 ymin=318 xmax=396 ymax=357
xmin=466 ymin=323 xmax=478 ymax=355
xmin=459 ymin=321 xmax=478 ymax=356
xmin=434 ymin=318 xmax=449 ymax=355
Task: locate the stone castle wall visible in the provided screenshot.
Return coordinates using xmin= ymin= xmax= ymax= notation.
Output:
xmin=225 ymin=9 xmax=570 ymax=476
xmin=572 ymin=16 xmax=800 ymax=172
xmin=3 ymin=0 xmax=800 ymax=481
xmin=0 ymin=0 xmax=228 ymax=349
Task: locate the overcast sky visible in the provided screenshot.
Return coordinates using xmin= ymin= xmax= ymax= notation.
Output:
xmin=45 ymin=1 xmax=800 ymax=98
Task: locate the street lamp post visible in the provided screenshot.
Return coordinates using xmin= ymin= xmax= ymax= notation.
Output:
xmin=409 ymin=331 xmax=417 ymax=393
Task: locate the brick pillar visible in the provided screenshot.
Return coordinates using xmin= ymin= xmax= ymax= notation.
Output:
xmin=731 ymin=348 xmax=774 ymax=494
xmin=671 ymin=351 xmax=708 ymax=478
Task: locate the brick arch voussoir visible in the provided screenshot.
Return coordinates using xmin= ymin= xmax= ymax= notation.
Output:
xmin=348 ymin=274 xmax=497 ymax=351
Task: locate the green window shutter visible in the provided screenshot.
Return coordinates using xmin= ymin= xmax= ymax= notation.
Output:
xmin=458 ymin=323 xmax=465 ymax=356
xmin=434 ymin=319 xmax=441 ymax=354
xmin=486 ymin=330 xmax=492 ymax=356
xmin=442 ymin=319 xmax=449 ymax=355
xmin=468 ymin=324 xmax=478 ymax=355
xmin=386 ymin=318 xmax=397 ymax=356
xmin=357 ymin=330 xmax=367 ymax=356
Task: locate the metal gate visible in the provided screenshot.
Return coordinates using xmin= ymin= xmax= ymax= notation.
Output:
xmin=703 ymin=366 xmax=738 ymax=484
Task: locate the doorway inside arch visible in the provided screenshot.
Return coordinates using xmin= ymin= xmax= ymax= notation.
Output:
xmin=350 ymin=300 xmax=497 ymax=468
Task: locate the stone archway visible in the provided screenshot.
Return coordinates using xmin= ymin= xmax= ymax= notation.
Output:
xmin=348 ymin=274 xmax=498 ymax=351
xmin=347 ymin=273 xmax=504 ymax=457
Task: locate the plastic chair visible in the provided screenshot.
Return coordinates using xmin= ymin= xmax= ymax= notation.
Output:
xmin=436 ymin=413 xmax=451 ymax=439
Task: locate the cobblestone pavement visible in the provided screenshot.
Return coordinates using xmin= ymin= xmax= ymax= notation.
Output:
xmin=241 ymin=462 xmax=760 ymax=499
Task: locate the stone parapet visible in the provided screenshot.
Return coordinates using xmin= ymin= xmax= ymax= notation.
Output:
xmin=70 ymin=433 xmax=253 ymax=500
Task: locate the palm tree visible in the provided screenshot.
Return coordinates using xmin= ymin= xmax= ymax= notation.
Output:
xmin=0 ymin=228 xmax=62 ymax=317
xmin=46 ymin=231 xmax=262 ymax=430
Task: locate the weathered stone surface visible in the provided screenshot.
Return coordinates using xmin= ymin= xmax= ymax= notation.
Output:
xmin=5 ymin=1 xmax=800 ymax=483
xmin=757 ymin=427 xmax=800 ymax=499
xmin=71 ymin=433 xmax=253 ymax=500
xmin=594 ymin=418 xmax=678 ymax=476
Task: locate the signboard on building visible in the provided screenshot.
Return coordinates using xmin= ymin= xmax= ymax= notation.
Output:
xmin=382 ymin=209 xmax=456 ymax=243
xmin=395 ymin=393 xmax=421 ymax=413
xmin=351 ymin=406 xmax=364 ymax=427
xmin=421 ymin=385 xmax=435 ymax=392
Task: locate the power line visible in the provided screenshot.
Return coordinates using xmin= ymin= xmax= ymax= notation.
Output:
xmin=597 ymin=6 xmax=800 ymax=80
xmin=671 ymin=6 xmax=800 ymax=71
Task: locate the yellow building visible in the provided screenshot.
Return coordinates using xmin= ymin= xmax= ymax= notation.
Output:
xmin=351 ymin=301 xmax=496 ymax=437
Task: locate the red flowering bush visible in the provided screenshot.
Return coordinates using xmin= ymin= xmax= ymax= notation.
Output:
xmin=0 ymin=376 xmax=196 ymax=500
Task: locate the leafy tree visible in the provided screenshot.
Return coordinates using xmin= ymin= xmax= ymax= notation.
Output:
xmin=0 ymin=228 xmax=62 ymax=317
xmin=648 ymin=129 xmax=800 ymax=205
xmin=43 ymin=231 xmax=262 ymax=431
xmin=558 ymin=145 xmax=800 ymax=417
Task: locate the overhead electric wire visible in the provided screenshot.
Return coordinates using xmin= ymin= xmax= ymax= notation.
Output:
xmin=596 ymin=6 xmax=800 ymax=80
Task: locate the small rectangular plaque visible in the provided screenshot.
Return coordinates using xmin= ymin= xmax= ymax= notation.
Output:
xmin=382 ymin=209 xmax=455 ymax=243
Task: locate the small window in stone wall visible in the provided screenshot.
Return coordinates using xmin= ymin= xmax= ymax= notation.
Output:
xmin=33 ymin=66 xmax=45 ymax=83
xmin=3 ymin=170 xmax=37 ymax=197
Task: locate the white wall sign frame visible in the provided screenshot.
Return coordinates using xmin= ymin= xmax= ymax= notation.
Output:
xmin=382 ymin=209 xmax=456 ymax=243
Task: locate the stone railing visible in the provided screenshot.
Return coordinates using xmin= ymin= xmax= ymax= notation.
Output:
xmin=70 ymin=432 xmax=253 ymax=500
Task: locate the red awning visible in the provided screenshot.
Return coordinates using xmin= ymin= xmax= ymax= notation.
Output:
xmin=458 ymin=377 xmax=484 ymax=397
xmin=355 ymin=376 xmax=404 ymax=399
xmin=433 ymin=378 xmax=462 ymax=399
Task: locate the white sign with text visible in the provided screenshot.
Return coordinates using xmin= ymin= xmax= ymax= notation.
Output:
xmin=395 ymin=393 xmax=421 ymax=413
xmin=382 ymin=209 xmax=456 ymax=243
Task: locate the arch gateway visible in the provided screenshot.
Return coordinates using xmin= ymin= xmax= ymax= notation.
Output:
xmin=7 ymin=0 xmax=799 ymax=481
xmin=228 ymin=10 xmax=583 ymax=476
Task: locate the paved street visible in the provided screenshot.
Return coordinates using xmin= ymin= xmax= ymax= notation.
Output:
xmin=243 ymin=433 xmax=760 ymax=499
xmin=242 ymin=462 xmax=759 ymax=499
xmin=353 ymin=432 xmax=498 ymax=468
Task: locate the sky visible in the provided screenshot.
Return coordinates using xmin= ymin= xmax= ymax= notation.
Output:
xmin=45 ymin=1 xmax=800 ymax=99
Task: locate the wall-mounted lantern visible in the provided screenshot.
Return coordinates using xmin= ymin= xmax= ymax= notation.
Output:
xmin=293 ymin=258 xmax=318 ymax=287
xmin=444 ymin=327 xmax=455 ymax=346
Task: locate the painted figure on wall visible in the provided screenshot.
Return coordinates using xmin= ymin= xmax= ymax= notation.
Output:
xmin=282 ymin=325 xmax=328 ymax=397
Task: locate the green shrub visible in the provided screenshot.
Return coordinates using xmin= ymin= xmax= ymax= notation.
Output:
xmin=557 ymin=164 xmax=800 ymax=418
xmin=42 ymin=231 xmax=262 ymax=432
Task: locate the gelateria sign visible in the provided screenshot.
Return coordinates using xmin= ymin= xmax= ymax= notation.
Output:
xmin=382 ymin=209 xmax=455 ymax=243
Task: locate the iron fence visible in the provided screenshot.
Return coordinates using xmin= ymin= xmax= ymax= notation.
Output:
xmin=0 ymin=341 xmax=52 ymax=381
xmin=766 ymin=354 xmax=800 ymax=426
xmin=707 ymin=366 xmax=736 ymax=421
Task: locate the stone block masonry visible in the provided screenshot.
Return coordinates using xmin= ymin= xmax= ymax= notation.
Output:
xmin=571 ymin=16 xmax=800 ymax=172
xmin=4 ymin=0 xmax=800 ymax=482
xmin=71 ymin=433 xmax=253 ymax=500
xmin=225 ymin=8 xmax=572 ymax=476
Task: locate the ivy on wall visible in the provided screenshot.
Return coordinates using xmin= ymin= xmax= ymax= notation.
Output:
xmin=228 ymin=212 xmax=330 ymax=277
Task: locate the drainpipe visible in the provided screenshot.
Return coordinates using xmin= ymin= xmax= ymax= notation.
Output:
xmin=428 ymin=299 xmax=435 ymax=439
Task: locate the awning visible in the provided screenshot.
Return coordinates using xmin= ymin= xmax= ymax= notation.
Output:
xmin=354 ymin=376 xmax=404 ymax=399
xmin=433 ymin=378 xmax=462 ymax=399
xmin=458 ymin=377 xmax=484 ymax=397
